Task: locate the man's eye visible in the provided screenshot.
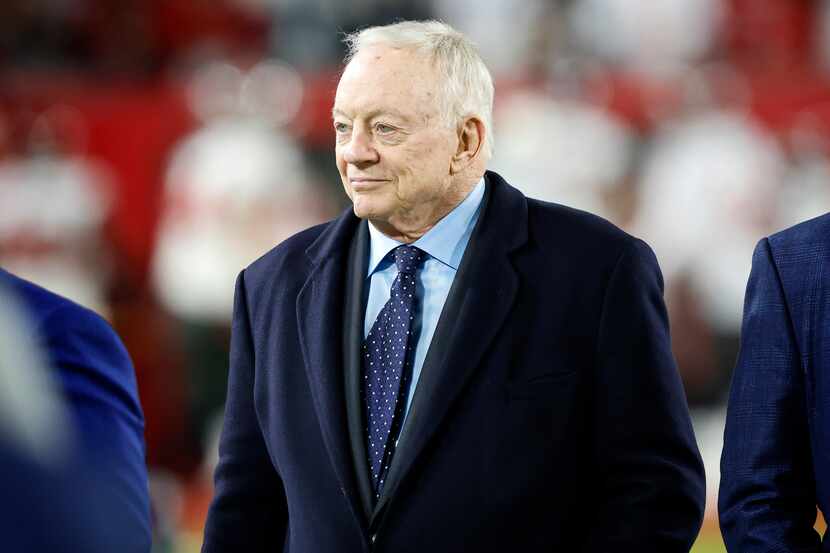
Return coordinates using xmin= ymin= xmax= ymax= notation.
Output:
xmin=375 ymin=123 xmax=395 ymax=134
xmin=334 ymin=122 xmax=350 ymax=133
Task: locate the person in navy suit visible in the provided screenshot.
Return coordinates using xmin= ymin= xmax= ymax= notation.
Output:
xmin=720 ymin=212 xmax=830 ymax=552
xmin=202 ymin=20 xmax=705 ymax=553
xmin=0 ymin=268 xmax=151 ymax=552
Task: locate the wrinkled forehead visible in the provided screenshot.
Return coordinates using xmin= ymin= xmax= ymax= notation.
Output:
xmin=334 ymin=45 xmax=443 ymax=120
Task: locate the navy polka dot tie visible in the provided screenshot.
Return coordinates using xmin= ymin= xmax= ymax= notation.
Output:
xmin=363 ymin=245 xmax=425 ymax=498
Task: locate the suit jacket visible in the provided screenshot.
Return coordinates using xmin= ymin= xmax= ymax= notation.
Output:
xmin=0 ymin=269 xmax=151 ymax=552
xmin=202 ymin=171 xmax=705 ymax=552
xmin=720 ymin=212 xmax=830 ymax=552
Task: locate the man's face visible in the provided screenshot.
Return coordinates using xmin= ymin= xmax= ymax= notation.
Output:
xmin=333 ymin=45 xmax=459 ymax=233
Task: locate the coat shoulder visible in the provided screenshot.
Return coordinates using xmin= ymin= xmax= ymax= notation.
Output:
xmin=524 ymin=197 xmax=648 ymax=266
xmin=765 ymin=211 xmax=830 ymax=307
xmin=1 ymin=270 xmax=112 ymax=338
xmin=768 ymin=211 xmax=830 ymax=255
xmin=243 ymin=221 xmax=332 ymax=289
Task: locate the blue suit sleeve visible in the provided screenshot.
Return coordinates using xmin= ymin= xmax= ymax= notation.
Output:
xmin=202 ymin=271 xmax=288 ymax=553
xmin=42 ymin=301 xmax=151 ymax=553
xmin=586 ymin=238 xmax=706 ymax=552
xmin=719 ymin=238 xmax=821 ymax=552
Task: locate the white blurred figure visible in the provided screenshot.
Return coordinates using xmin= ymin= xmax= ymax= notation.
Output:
xmin=151 ymin=60 xmax=334 ymax=545
xmin=570 ymin=0 xmax=723 ymax=78
xmin=776 ymin=118 xmax=830 ymax=230
xmin=152 ymin=59 xmax=331 ymax=322
xmin=152 ymin=117 xmax=316 ymax=321
xmin=0 ymin=108 xmax=114 ymax=315
xmin=491 ymin=91 xmax=633 ymax=221
xmin=631 ymin=110 xmax=784 ymax=333
xmin=430 ymin=0 xmax=550 ymax=76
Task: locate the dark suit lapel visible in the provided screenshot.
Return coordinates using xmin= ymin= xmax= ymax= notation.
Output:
xmin=372 ymin=172 xmax=528 ymax=524
xmin=342 ymin=220 xmax=375 ymax=519
xmin=295 ymin=209 xmax=367 ymax=530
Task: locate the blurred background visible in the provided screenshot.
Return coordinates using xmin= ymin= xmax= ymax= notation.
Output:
xmin=1 ymin=0 xmax=828 ymax=551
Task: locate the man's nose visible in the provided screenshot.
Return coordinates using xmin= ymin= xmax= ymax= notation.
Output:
xmin=343 ymin=129 xmax=379 ymax=165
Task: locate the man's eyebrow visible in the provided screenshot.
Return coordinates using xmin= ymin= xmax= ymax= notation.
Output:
xmin=331 ymin=107 xmax=413 ymax=122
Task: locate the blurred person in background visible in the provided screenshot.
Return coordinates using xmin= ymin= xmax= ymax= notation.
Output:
xmin=492 ymin=91 xmax=634 ymax=222
xmin=719 ymin=212 xmax=830 ymax=552
xmin=0 ymin=106 xmax=115 ymax=316
xmin=151 ymin=55 xmax=334 ymax=475
xmin=630 ymin=108 xmax=784 ymax=402
xmin=202 ymin=20 xmax=704 ymax=553
xmin=0 ymin=267 xmax=151 ymax=552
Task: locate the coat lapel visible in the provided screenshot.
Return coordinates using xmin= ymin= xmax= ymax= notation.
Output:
xmin=295 ymin=209 xmax=367 ymax=529
xmin=342 ymin=221 xmax=375 ymax=518
xmin=373 ymin=172 xmax=528 ymax=524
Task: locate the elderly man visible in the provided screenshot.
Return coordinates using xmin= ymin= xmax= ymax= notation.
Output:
xmin=202 ymin=20 xmax=705 ymax=552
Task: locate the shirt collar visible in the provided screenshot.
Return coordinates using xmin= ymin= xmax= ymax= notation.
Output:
xmin=366 ymin=177 xmax=485 ymax=277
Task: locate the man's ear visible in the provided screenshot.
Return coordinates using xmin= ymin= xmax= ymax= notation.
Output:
xmin=450 ymin=116 xmax=485 ymax=174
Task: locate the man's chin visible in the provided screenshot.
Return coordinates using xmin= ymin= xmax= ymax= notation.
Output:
xmin=351 ymin=198 xmax=385 ymax=221
xmin=351 ymin=203 xmax=370 ymax=219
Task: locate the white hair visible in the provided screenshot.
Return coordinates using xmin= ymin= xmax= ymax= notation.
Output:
xmin=343 ymin=20 xmax=495 ymax=157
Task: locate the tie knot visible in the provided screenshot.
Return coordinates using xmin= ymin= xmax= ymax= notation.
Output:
xmin=393 ymin=245 xmax=424 ymax=275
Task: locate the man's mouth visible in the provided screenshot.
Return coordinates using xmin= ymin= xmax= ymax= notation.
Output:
xmin=350 ymin=178 xmax=388 ymax=190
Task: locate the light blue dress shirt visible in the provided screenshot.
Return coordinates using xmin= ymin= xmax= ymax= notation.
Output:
xmin=364 ymin=178 xmax=485 ymax=421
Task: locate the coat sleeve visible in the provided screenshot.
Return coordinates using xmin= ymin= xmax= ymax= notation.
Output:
xmin=44 ymin=301 xmax=152 ymax=553
xmin=202 ymin=270 xmax=288 ymax=553
xmin=584 ymin=238 xmax=706 ymax=552
xmin=718 ymin=238 xmax=821 ymax=552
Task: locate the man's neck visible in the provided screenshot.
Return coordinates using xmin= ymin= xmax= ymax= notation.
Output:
xmin=369 ymin=177 xmax=480 ymax=243
xmin=368 ymin=219 xmax=434 ymax=244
